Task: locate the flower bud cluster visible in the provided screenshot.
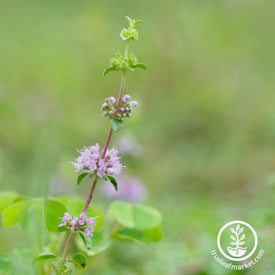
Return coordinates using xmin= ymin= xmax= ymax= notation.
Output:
xmin=108 ymin=52 xmax=139 ymax=73
xmin=58 ymin=212 xmax=96 ymax=237
xmin=102 ymin=94 xmax=138 ymax=119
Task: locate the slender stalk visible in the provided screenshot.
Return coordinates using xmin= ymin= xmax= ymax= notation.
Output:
xmin=82 ymin=43 xmax=128 ymax=213
xmin=82 ymin=177 xmax=98 ymax=213
xmin=62 ymin=232 xmax=73 ymax=261
xmin=115 ymin=72 xmax=126 ymax=115
xmin=101 ymin=128 xmax=113 ymax=159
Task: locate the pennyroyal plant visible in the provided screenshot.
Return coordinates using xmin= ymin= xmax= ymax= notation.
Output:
xmin=0 ymin=16 xmax=162 ymax=275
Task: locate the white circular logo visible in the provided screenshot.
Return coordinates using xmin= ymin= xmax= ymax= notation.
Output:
xmin=217 ymin=220 xmax=258 ymax=261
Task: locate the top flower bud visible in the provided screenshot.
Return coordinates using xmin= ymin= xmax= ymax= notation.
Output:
xmin=129 ymin=101 xmax=138 ymax=107
xmin=123 ymin=94 xmax=131 ymax=102
xmin=120 ymin=16 xmax=143 ymax=41
xmin=108 ymin=96 xmax=116 ymax=104
xmin=103 ymin=16 xmax=147 ymax=76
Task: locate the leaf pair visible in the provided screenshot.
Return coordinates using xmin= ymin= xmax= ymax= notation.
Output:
xmin=125 ymin=16 xmax=143 ymax=28
xmin=35 ymin=251 xmax=87 ymax=270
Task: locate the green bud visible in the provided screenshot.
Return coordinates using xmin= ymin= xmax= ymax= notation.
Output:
xmin=103 ymin=16 xmax=147 ymax=75
xmin=120 ymin=28 xmax=138 ymax=41
xmin=119 ymin=16 xmax=143 ymax=41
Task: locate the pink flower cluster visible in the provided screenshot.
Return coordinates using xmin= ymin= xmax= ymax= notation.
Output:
xmin=72 ymin=143 xmax=123 ymax=178
xmin=58 ymin=212 xmax=96 ymax=237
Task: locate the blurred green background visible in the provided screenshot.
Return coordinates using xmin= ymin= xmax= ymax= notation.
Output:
xmin=0 ymin=0 xmax=274 ymax=274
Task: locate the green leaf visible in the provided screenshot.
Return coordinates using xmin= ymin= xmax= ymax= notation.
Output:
xmin=110 ymin=118 xmax=124 ymax=132
xmin=34 ymin=252 xmax=57 ymax=262
xmin=106 ymin=175 xmax=118 ymax=191
xmin=71 ymin=253 xmax=87 ymax=269
xmin=125 ymin=16 xmax=143 ymax=27
xmin=2 ymin=199 xmax=32 ymax=227
xmin=57 ymin=225 xmax=68 ymax=232
xmin=109 ymin=201 xmax=162 ymax=230
xmin=78 ymin=231 xmax=92 ymax=250
xmin=109 ymin=201 xmax=133 ymax=228
xmin=133 ymin=63 xmax=147 ymax=70
xmin=44 ymin=199 xmax=67 ymax=232
xmin=103 ymin=66 xmax=115 ymax=76
xmin=112 ymin=228 xmax=149 ymax=244
xmin=112 ymin=225 xmax=163 ymax=244
xmin=20 ymin=205 xmax=35 ymax=229
xmin=133 ymin=19 xmax=144 ymax=26
xmin=77 ymin=172 xmax=90 ymax=186
xmin=89 ymin=232 xmax=111 ymax=256
xmin=142 ymin=225 xmax=163 ymax=242
xmin=0 ymin=192 xmax=18 ymax=213
xmin=76 ymin=232 xmax=111 ymax=257
xmin=131 ymin=204 xmax=162 ymax=230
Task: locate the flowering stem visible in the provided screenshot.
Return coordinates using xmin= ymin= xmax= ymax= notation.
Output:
xmin=82 ymin=69 xmax=126 ymax=213
xmin=60 ymin=43 xmax=129 ymax=263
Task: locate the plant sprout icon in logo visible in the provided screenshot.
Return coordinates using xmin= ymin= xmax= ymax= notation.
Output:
xmin=217 ymin=220 xmax=258 ymax=261
xmin=227 ymin=224 xmax=247 ymax=257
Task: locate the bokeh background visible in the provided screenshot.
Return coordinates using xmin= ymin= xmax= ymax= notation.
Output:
xmin=0 ymin=0 xmax=275 ymax=274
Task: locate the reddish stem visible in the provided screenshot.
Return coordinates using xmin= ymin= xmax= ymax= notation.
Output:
xmin=101 ymin=128 xmax=113 ymax=158
xmin=82 ymin=177 xmax=98 ymax=213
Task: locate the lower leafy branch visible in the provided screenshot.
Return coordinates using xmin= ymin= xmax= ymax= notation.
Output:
xmin=0 ymin=192 xmax=162 ymax=274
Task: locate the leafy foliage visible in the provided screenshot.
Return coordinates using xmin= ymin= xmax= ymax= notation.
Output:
xmin=44 ymin=199 xmax=67 ymax=232
xmin=104 ymin=175 xmax=118 ymax=191
xmin=109 ymin=200 xmax=163 ymax=243
xmin=76 ymin=232 xmax=111 ymax=257
xmin=2 ymin=199 xmax=32 ymax=227
xmin=70 ymin=253 xmax=87 ymax=269
xmin=0 ymin=192 xmax=19 ymax=213
xmin=34 ymin=252 xmax=57 ymax=262
xmin=76 ymin=172 xmax=90 ymax=186
xmin=110 ymin=118 xmax=124 ymax=132
xmin=78 ymin=231 xmax=92 ymax=250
